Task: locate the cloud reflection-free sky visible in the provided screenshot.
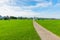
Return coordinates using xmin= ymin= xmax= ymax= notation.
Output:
xmin=0 ymin=0 xmax=60 ymax=18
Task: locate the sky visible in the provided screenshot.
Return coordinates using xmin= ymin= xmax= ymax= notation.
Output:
xmin=0 ymin=0 xmax=60 ymax=18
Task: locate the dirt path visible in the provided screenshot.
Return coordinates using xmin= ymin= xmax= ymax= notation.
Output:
xmin=33 ymin=20 xmax=60 ymax=40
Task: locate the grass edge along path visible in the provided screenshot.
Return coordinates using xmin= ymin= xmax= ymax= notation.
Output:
xmin=33 ymin=20 xmax=60 ymax=40
xmin=36 ymin=20 xmax=60 ymax=37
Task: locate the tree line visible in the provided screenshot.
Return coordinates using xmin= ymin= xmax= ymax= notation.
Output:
xmin=0 ymin=15 xmax=59 ymax=20
xmin=0 ymin=15 xmax=33 ymax=20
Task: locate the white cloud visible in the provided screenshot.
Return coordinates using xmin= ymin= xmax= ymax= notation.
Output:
xmin=35 ymin=2 xmax=52 ymax=7
xmin=22 ymin=1 xmax=52 ymax=10
xmin=0 ymin=3 xmax=39 ymax=17
xmin=0 ymin=0 xmax=40 ymax=17
xmin=0 ymin=0 xmax=9 ymax=3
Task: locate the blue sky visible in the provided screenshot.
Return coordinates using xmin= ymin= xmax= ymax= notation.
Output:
xmin=0 ymin=0 xmax=60 ymax=18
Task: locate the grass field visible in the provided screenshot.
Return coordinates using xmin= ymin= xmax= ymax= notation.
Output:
xmin=0 ymin=20 xmax=40 ymax=40
xmin=36 ymin=20 xmax=60 ymax=36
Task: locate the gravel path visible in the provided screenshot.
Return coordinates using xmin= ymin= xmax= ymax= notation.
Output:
xmin=33 ymin=20 xmax=60 ymax=40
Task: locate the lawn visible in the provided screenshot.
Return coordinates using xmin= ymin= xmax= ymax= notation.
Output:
xmin=0 ymin=20 xmax=40 ymax=40
xmin=36 ymin=20 xmax=60 ymax=36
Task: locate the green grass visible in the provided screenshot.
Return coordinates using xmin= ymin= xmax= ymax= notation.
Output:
xmin=36 ymin=20 xmax=60 ymax=36
xmin=0 ymin=20 xmax=40 ymax=40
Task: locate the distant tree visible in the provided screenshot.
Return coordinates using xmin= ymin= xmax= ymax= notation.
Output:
xmin=29 ymin=17 xmax=33 ymax=20
xmin=23 ymin=17 xmax=28 ymax=19
xmin=17 ymin=17 xmax=28 ymax=19
xmin=17 ymin=17 xmax=23 ymax=19
xmin=3 ymin=16 xmax=10 ymax=20
xmin=0 ymin=15 xmax=3 ymax=20
xmin=10 ymin=16 xmax=17 ymax=19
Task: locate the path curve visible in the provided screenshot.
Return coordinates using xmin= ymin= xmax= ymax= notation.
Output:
xmin=33 ymin=20 xmax=60 ymax=40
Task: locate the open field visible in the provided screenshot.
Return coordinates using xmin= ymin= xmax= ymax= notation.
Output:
xmin=0 ymin=20 xmax=40 ymax=40
xmin=36 ymin=20 xmax=60 ymax=36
